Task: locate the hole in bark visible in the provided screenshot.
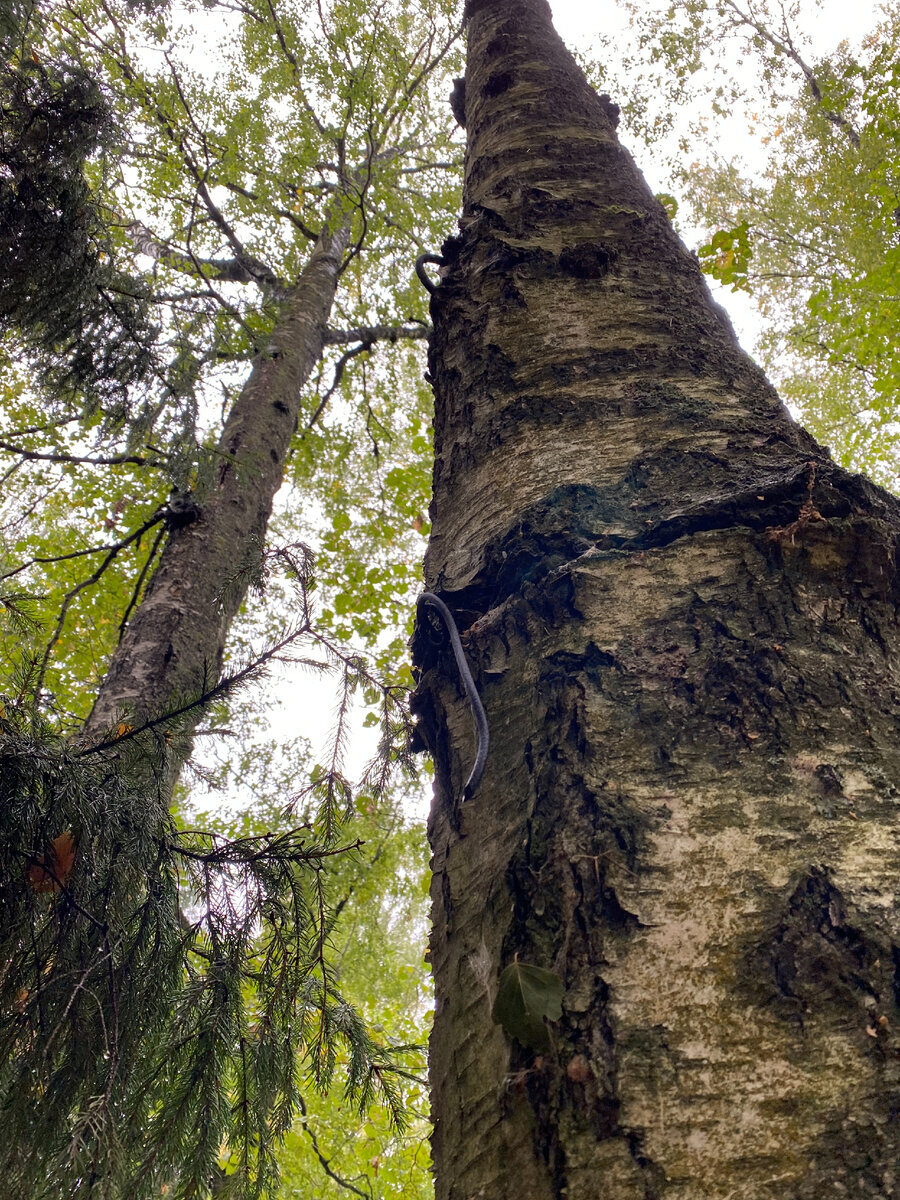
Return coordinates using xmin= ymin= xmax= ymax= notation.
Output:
xmin=485 ymin=32 xmax=514 ymax=57
xmin=559 ymin=243 xmax=614 ymax=279
xmin=164 ymin=494 xmax=201 ymax=529
xmin=484 ymin=69 xmax=514 ymax=98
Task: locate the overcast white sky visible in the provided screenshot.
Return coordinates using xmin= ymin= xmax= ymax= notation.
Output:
xmin=552 ymin=0 xmax=880 ymax=51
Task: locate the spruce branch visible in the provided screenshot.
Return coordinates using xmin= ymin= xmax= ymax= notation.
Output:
xmin=80 ymin=623 xmax=314 ymax=756
xmin=0 ymin=438 xmax=163 ymax=467
xmin=0 ymin=688 xmax=414 ymax=1198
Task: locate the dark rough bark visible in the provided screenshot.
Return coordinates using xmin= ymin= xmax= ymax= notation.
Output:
xmin=84 ymin=222 xmax=350 ymax=740
xmin=414 ymin=2 xmax=900 ymax=1197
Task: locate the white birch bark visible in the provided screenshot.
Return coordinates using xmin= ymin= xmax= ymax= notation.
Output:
xmin=416 ymin=3 xmax=900 ymax=1196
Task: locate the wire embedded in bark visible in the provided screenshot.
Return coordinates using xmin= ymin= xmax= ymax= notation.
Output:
xmin=416 ymin=592 xmax=489 ymax=800
xmin=415 ymin=253 xmax=446 ymax=296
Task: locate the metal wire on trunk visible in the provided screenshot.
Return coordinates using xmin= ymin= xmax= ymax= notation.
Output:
xmin=416 ymin=592 xmax=489 ymax=800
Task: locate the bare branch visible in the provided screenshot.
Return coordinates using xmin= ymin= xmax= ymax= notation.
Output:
xmin=0 ymin=415 xmax=80 ymax=440
xmin=306 ymin=342 xmax=372 ymax=429
xmin=306 ymin=322 xmax=427 ymax=428
xmin=264 ymin=0 xmax=328 ymax=138
xmin=216 ymin=178 xmax=320 ymax=241
xmin=118 ymin=522 xmax=167 ymax=638
xmin=721 ymin=0 xmax=861 ymax=148
xmin=33 ymin=510 xmax=168 ymax=700
xmin=323 ymin=322 xmax=429 ymax=345
xmin=0 ymin=439 xmax=161 ymax=468
xmin=296 ymin=1094 xmax=373 ymax=1199
xmin=1 ymin=518 xmax=164 ymax=584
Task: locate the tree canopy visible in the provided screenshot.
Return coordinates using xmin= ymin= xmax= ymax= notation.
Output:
xmin=613 ymin=0 xmax=900 ymax=486
xmin=1 ymin=0 xmax=458 ymax=1193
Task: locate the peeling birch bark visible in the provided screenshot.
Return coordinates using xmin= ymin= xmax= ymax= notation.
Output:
xmin=415 ymin=3 xmax=900 ymax=1197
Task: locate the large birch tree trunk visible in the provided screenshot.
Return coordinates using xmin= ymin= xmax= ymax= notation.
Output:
xmin=84 ymin=221 xmax=350 ymax=740
xmin=415 ymin=2 xmax=900 ymax=1196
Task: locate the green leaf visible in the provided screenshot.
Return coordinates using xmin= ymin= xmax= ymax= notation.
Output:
xmin=492 ymin=961 xmax=564 ymax=1052
xmin=656 ymin=192 xmax=678 ymax=219
xmin=697 ymin=221 xmax=752 ymax=291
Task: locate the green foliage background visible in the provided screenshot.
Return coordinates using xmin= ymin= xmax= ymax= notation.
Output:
xmin=605 ymin=0 xmax=900 ymax=487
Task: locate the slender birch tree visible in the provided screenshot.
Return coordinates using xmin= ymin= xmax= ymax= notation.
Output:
xmin=5 ymin=0 xmax=460 ymax=739
xmin=415 ymin=2 xmax=900 ymax=1196
xmin=0 ymin=2 xmax=458 ymax=1192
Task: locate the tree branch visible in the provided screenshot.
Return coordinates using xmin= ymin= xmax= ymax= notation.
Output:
xmin=307 ymin=343 xmax=370 ymax=430
xmin=721 ymin=0 xmax=861 ymax=148
xmin=33 ymin=510 xmax=168 ymax=701
xmin=0 ymin=517 xmax=164 ymax=584
xmin=98 ymin=34 xmax=288 ymax=298
xmin=0 ymin=415 xmax=80 ymax=440
xmin=0 ymin=438 xmax=161 ymax=468
xmin=263 ymin=0 xmax=328 ymax=138
xmin=323 ymin=321 xmax=429 ymax=345
xmin=129 ymin=220 xmax=262 ymax=285
xmin=78 ymin=623 xmax=313 ymax=754
xmin=216 ymin=177 xmax=319 ymax=241
xmin=296 ymin=1095 xmax=373 ymax=1198
xmin=118 ymin=521 xmax=167 ymax=638
xmin=306 ymin=322 xmax=428 ymax=428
